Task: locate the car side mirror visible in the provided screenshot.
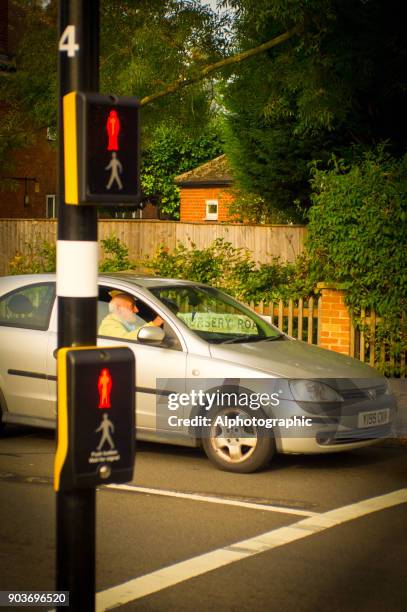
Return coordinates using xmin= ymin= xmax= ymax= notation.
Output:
xmin=137 ymin=325 xmax=165 ymax=344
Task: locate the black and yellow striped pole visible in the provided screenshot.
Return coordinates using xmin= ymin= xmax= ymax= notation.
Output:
xmin=56 ymin=2 xmax=99 ymax=609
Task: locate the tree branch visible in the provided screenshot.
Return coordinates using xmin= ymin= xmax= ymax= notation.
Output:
xmin=140 ymin=26 xmax=300 ymax=107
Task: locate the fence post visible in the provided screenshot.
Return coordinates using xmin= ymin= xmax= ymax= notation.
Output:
xmin=317 ymin=283 xmax=351 ymax=355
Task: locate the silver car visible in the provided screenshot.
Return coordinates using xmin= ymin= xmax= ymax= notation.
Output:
xmin=0 ymin=274 xmax=397 ymax=472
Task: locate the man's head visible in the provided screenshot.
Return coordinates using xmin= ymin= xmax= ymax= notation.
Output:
xmin=109 ymin=292 xmax=139 ymax=323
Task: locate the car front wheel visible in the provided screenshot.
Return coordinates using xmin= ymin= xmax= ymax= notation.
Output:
xmin=202 ymin=406 xmax=275 ymax=473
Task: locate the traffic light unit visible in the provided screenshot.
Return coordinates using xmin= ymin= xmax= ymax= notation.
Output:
xmin=63 ymin=91 xmax=140 ymax=205
xmin=54 ymin=346 xmax=136 ymax=491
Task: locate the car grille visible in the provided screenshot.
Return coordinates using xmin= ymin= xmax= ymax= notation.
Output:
xmin=316 ymin=423 xmax=392 ymax=445
xmin=340 ymin=384 xmax=387 ymax=402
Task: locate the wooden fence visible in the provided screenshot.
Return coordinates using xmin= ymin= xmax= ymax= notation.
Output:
xmin=350 ymin=309 xmax=406 ymax=376
xmin=252 ymin=298 xmax=320 ymax=345
xmin=0 ymin=218 xmax=307 ymax=275
xmin=250 ymin=298 xmax=405 ymax=377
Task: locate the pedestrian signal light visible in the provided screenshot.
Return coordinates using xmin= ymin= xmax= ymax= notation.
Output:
xmin=63 ymin=91 xmax=140 ymax=206
xmin=106 ymin=110 xmax=120 ymax=151
xmin=98 ymin=368 xmax=112 ymax=408
xmin=54 ymin=346 xmax=135 ymax=491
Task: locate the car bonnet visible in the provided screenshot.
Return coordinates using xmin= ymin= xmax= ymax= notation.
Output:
xmin=209 ymin=337 xmax=382 ymax=380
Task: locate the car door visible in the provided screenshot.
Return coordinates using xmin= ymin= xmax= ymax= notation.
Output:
xmin=96 ymin=286 xmax=187 ymax=431
xmin=0 ymin=282 xmax=56 ymax=424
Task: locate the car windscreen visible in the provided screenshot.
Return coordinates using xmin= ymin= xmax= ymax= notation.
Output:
xmin=149 ymin=285 xmax=282 ymax=344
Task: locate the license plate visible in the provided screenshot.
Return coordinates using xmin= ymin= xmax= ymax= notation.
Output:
xmin=358 ymin=408 xmax=390 ymax=428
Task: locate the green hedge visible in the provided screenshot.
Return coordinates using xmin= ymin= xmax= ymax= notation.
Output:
xmin=306 ymin=148 xmax=407 ymax=374
xmin=147 ymin=237 xmax=313 ymax=303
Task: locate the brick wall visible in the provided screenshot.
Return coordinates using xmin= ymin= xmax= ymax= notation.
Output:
xmin=318 ymin=283 xmax=351 ymax=354
xmin=180 ymin=186 xmax=235 ymax=223
xmin=0 ymin=129 xmax=57 ymax=218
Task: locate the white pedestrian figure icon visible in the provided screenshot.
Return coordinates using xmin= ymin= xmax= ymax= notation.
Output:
xmin=105 ymin=152 xmax=123 ymax=190
xmin=96 ymin=413 xmax=115 ymax=450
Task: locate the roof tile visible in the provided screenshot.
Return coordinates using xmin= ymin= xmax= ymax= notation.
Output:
xmin=175 ymin=155 xmax=233 ymax=185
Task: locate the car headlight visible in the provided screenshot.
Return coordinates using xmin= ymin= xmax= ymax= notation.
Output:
xmin=289 ymin=380 xmax=344 ymax=403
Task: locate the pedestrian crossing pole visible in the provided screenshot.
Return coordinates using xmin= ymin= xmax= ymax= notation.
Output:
xmin=56 ymin=1 xmax=99 ymax=609
xmin=56 ymin=1 xmax=139 ymax=607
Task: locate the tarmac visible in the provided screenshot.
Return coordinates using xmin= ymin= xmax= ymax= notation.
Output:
xmin=387 ymin=379 xmax=407 ymax=444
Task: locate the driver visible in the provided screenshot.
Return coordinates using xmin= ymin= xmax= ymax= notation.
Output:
xmin=98 ymin=291 xmax=164 ymax=340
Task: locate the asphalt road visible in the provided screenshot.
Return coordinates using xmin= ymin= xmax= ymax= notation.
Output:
xmin=0 ymin=425 xmax=406 ymax=612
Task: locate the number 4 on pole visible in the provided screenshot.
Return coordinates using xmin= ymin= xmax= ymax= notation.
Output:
xmin=59 ymin=25 xmax=80 ymax=58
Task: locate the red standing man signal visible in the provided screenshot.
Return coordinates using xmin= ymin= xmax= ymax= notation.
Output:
xmin=106 ymin=110 xmax=120 ymax=151
xmin=98 ymin=368 xmax=112 ymax=409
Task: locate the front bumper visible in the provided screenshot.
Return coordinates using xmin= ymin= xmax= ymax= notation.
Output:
xmin=275 ymin=388 xmax=398 ymax=455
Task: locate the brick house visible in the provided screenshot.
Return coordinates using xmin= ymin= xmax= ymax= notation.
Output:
xmin=0 ymin=124 xmax=160 ymax=219
xmin=0 ymin=128 xmax=59 ymax=219
xmin=0 ymin=0 xmax=57 ymax=219
xmin=175 ymin=155 xmax=236 ymax=223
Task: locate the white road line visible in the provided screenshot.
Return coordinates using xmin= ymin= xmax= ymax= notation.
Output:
xmin=106 ymin=483 xmax=318 ymax=517
xmin=96 ymin=488 xmax=407 ymax=611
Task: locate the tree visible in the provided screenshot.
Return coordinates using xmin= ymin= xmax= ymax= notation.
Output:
xmin=141 ymin=121 xmax=223 ymax=218
xmin=100 ymin=0 xmax=231 ymax=139
xmin=2 ymin=0 xmax=302 ymax=216
xmin=220 ymin=0 xmax=407 ymax=220
xmin=1 ymin=0 xmax=235 ymax=213
xmin=0 ymin=1 xmax=58 ymax=172
xmin=0 ymin=0 xmax=229 ymax=159
xmin=100 ymin=0 xmax=231 ymax=216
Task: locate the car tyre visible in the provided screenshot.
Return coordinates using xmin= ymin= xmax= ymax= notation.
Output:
xmin=202 ymin=405 xmax=275 ymax=473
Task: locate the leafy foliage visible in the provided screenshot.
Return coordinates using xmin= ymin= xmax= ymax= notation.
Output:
xmin=221 ymin=0 xmax=407 ymax=220
xmin=99 ymin=236 xmax=136 ymax=272
xmin=226 ymin=189 xmax=298 ymax=224
xmin=8 ymin=235 xmax=138 ymax=274
xmin=3 ymin=1 xmax=58 ymax=129
xmin=101 ymin=0 xmax=229 ymax=134
xmin=0 ymin=0 xmax=227 ymax=163
xmin=0 ymin=1 xmax=57 ymax=171
xmin=141 ymin=123 xmax=223 ymax=218
xmin=147 ymin=237 xmax=312 ymax=303
xmin=306 ymin=147 xmax=407 ymax=373
xmin=8 ymin=240 xmax=56 ymax=275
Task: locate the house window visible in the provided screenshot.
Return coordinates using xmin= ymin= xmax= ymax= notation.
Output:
xmin=46 ymin=127 xmax=57 ymax=141
xmin=46 ymin=194 xmax=56 ymax=218
xmin=205 ymin=200 xmax=218 ymax=221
